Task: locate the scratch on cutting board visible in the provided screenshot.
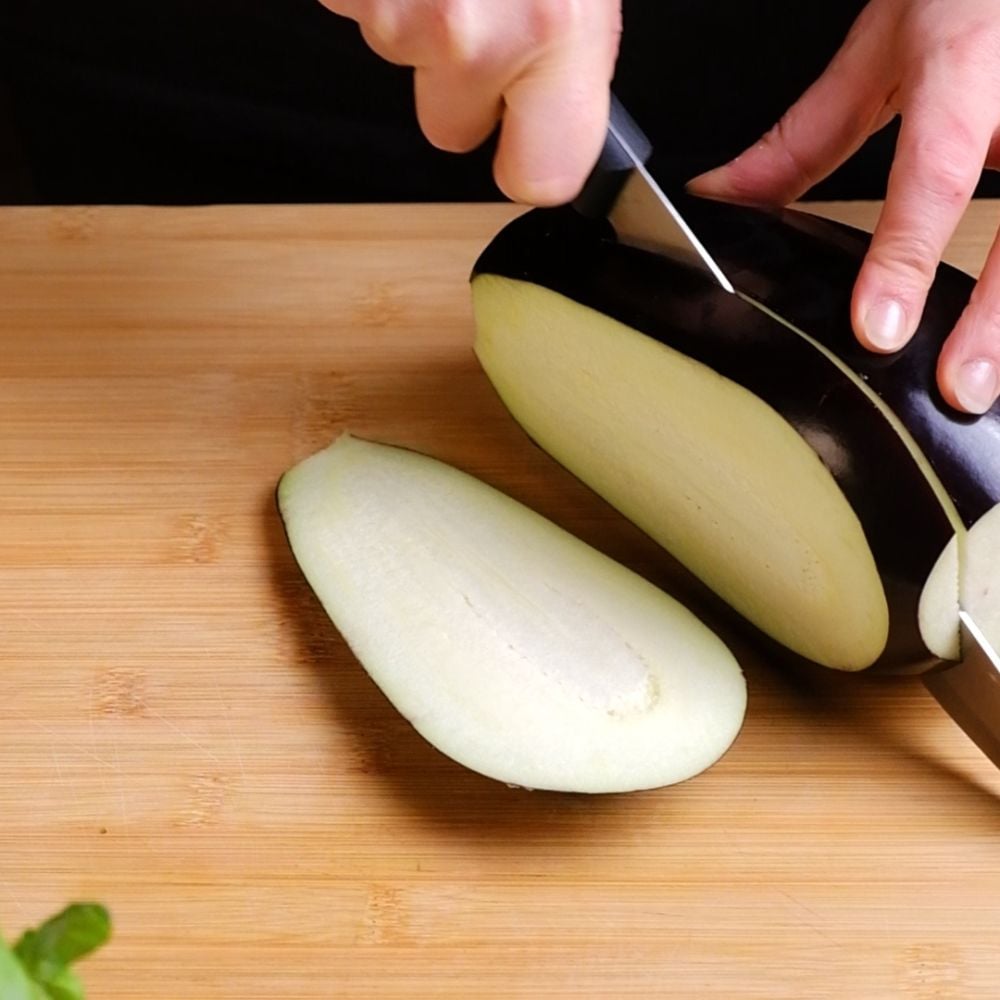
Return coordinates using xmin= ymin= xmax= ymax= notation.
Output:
xmin=49 ymin=743 xmax=103 ymax=866
xmin=87 ymin=671 xmax=131 ymax=830
xmin=94 ymin=669 xmax=246 ymax=829
xmin=109 ymin=736 xmax=130 ymax=832
xmin=91 ymin=674 xmax=236 ymax=829
xmin=214 ymin=677 xmax=246 ymax=785
xmin=135 ymin=701 xmax=224 ymax=766
xmin=774 ymin=888 xmax=843 ymax=948
xmin=91 ymin=665 xmax=224 ymax=766
xmin=6 ymin=705 xmax=113 ymax=769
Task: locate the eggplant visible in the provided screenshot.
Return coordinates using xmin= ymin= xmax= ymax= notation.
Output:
xmin=673 ymin=194 xmax=1000 ymax=524
xmin=278 ymin=434 xmax=747 ymax=793
xmin=470 ymin=204 xmax=999 ymax=674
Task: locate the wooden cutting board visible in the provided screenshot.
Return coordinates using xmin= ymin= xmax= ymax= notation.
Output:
xmin=1 ymin=201 xmax=998 ymax=1000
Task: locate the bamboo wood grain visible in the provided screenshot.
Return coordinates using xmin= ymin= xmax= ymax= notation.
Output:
xmin=1 ymin=201 xmax=998 ymax=1000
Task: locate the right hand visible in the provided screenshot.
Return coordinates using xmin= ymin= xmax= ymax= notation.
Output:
xmin=320 ymin=0 xmax=623 ymax=205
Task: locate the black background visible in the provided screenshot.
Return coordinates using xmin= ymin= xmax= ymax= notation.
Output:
xmin=2 ymin=1 xmax=998 ymax=205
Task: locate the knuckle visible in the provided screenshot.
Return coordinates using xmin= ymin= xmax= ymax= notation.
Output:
xmin=424 ymin=0 xmax=613 ymax=72
xmin=907 ymin=130 xmax=982 ymax=207
xmin=967 ymin=284 xmax=1000 ymax=337
xmin=939 ymin=20 xmax=1000 ymax=67
xmin=428 ymin=117 xmax=486 ymax=153
xmin=431 ymin=0 xmax=483 ymax=66
xmin=430 ymin=0 xmax=528 ymax=71
xmin=524 ymin=0 xmax=586 ymax=45
xmin=418 ymin=111 xmax=459 ymax=151
xmin=763 ymin=113 xmax=817 ymax=194
xmin=366 ymin=2 xmax=402 ymax=46
xmin=869 ymin=230 xmax=941 ymax=290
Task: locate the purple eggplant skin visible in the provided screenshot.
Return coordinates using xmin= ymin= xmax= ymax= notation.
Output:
xmin=471 ymin=206 xmax=963 ymax=673
xmin=674 ymin=193 xmax=999 ymax=527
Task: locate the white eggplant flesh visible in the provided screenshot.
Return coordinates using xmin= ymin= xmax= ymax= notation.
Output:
xmin=473 ymin=276 xmax=889 ymax=671
xmin=277 ymin=434 xmax=747 ymax=793
xmin=920 ymin=503 xmax=1000 ymax=661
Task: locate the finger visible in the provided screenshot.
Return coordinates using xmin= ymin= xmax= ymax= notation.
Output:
xmin=352 ymin=1 xmax=476 ymax=68
xmin=315 ymin=0 xmax=362 ymax=18
xmin=936 ymin=227 xmax=1000 ymax=413
xmin=494 ymin=69 xmax=610 ymax=205
xmin=333 ymin=0 xmax=420 ymax=66
xmin=493 ymin=9 xmax=621 ymax=205
xmin=851 ymin=90 xmax=994 ymax=356
xmin=414 ymin=66 xmax=504 ymax=153
xmin=406 ymin=1 xmax=521 ymax=153
xmin=686 ymin=4 xmax=894 ymax=205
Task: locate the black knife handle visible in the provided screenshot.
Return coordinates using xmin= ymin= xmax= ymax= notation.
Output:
xmin=573 ymin=93 xmax=653 ymax=219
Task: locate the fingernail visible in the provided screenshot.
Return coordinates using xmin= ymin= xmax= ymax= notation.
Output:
xmin=686 ymin=162 xmax=739 ymax=199
xmin=685 ymin=167 xmax=722 ymax=191
xmin=863 ymin=299 xmax=908 ymax=351
xmin=955 ymin=358 xmax=999 ymax=415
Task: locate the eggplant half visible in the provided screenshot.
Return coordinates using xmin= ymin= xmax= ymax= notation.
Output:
xmin=278 ymin=434 xmax=746 ymax=792
xmin=471 ymin=203 xmax=1000 ymax=674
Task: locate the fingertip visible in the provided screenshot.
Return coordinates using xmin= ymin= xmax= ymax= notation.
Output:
xmin=936 ymin=329 xmax=1000 ymax=415
xmin=420 ymin=118 xmax=498 ymax=155
xmin=851 ymin=259 xmax=922 ymax=355
xmin=685 ymin=140 xmax=809 ymax=208
xmin=414 ymin=69 xmax=502 ymax=155
xmin=685 ymin=165 xmax=736 ymax=200
xmin=684 ymin=161 xmax=779 ymax=208
xmin=492 ymin=85 xmax=607 ymax=207
xmin=855 ymin=297 xmax=912 ymax=354
xmin=951 ymin=357 xmax=1000 ymax=414
xmin=492 ymin=157 xmax=585 ymax=206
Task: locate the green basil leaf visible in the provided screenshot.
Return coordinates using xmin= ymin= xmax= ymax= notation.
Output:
xmin=0 ymin=939 xmax=45 ymax=1000
xmin=14 ymin=904 xmax=110 ymax=973
xmin=36 ymin=964 xmax=85 ymax=1000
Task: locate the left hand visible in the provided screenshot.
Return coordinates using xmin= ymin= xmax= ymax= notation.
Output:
xmin=687 ymin=0 xmax=1000 ymax=415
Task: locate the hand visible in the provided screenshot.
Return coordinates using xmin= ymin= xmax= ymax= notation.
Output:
xmin=688 ymin=0 xmax=1000 ymax=415
xmin=321 ymin=0 xmax=622 ymax=205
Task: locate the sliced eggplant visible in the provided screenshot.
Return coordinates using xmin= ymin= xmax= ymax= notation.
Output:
xmin=677 ymin=196 xmax=1000 ymax=665
xmin=471 ymin=207 xmax=968 ymax=673
xmin=278 ymin=434 xmax=747 ymax=793
xmin=921 ymin=503 xmax=1000 ymax=661
xmin=674 ymin=194 xmax=1000 ymax=526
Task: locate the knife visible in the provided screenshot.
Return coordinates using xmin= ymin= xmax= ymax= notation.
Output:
xmin=924 ymin=610 xmax=1000 ymax=768
xmin=575 ymin=93 xmax=1000 ymax=770
xmin=574 ymin=93 xmax=734 ymax=294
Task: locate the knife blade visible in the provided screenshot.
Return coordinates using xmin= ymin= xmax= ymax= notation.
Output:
xmin=574 ymin=93 xmax=735 ymax=293
xmin=923 ymin=610 xmax=1000 ymax=769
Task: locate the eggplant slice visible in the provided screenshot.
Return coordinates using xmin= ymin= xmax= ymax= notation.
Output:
xmin=278 ymin=434 xmax=747 ymax=792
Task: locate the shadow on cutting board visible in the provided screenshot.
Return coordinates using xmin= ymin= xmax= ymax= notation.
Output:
xmin=262 ymin=511 xmax=650 ymax=838
xmin=259 ymin=361 xmax=1000 ymax=834
xmin=264 ymin=501 xmax=1000 ymax=838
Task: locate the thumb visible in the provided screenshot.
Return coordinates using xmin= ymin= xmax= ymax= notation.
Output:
xmin=687 ymin=8 xmax=892 ymax=205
